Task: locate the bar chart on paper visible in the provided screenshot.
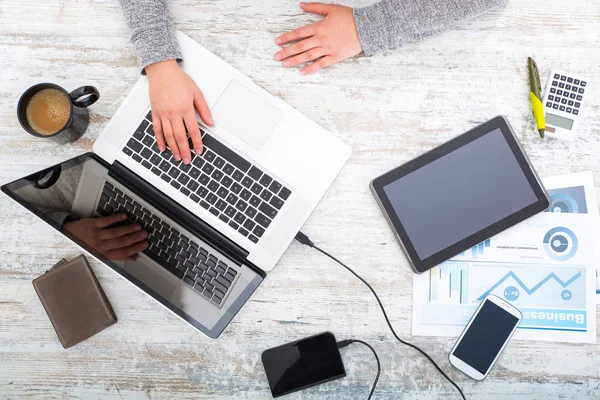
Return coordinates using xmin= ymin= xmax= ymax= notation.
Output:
xmin=427 ymin=262 xmax=470 ymax=304
xmin=427 ymin=239 xmax=490 ymax=304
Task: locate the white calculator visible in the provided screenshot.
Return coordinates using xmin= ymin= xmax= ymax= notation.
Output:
xmin=542 ymin=71 xmax=590 ymax=141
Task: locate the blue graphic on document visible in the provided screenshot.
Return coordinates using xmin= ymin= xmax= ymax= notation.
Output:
xmin=472 ymin=268 xmax=587 ymax=330
xmin=427 ymin=263 xmax=470 ymax=304
xmin=478 ymin=270 xmax=582 ymax=301
xmin=543 ymin=227 xmax=578 ymax=261
xmin=423 ymin=264 xmax=587 ymax=331
xmin=504 ymin=286 xmax=519 ymax=301
xmin=427 ymin=263 xmax=585 ymax=309
xmin=561 ymin=290 xmax=572 ymax=300
xmin=458 ymin=239 xmax=490 ymax=259
xmin=545 ymin=186 xmax=588 ymax=214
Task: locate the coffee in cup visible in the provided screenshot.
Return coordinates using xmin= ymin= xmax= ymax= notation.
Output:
xmin=25 ymin=88 xmax=71 ymax=136
xmin=17 ymin=83 xmax=100 ymax=139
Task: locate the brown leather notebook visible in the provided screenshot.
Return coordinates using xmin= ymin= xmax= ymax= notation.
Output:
xmin=32 ymin=255 xmax=117 ymax=348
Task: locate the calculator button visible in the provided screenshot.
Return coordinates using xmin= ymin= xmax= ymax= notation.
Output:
xmin=573 ymin=109 xmax=579 ymax=115
xmin=561 ymin=98 xmax=567 ymax=104
xmin=567 ymin=77 xmax=573 ymax=83
xmin=559 ymin=83 xmax=565 ymax=88
xmin=553 ymin=104 xmax=559 ymax=109
xmin=574 ymin=79 xmax=580 ymax=85
xmin=559 ymin=106 xmax=565 ymax=111
xmin=566 ymin=108 xmax=572 ymax=113
xmin=575 ymin=102 xmax=581 ymax=108
xmin=557 ymin=90 xmax=563 ymax=95
xmin=552 ymin=81 xmax=558 ymax=87
xmin=550 ymin=88 xmax=556 ymax=94
xmin=546 ymin=102 xmax=552 ymax=107
xmin=579 ymin=88 xmax=584 ymax=94
xmin=568 ymin=100 xmax=574 ymax=106
xmin=570 ymin=93 xmax=576 ymax=99
xmin=576 ymin=95 xmax=582 ymax=101
xmin=581 ymin=81 xmax=587 ymax=87
xmin=548 ymin=95 xmax=554 ymax=101
xmin=554 ymin=74 xmax=560 ymax=79
xmin=565 ymin=84 xmax=571 ymax=90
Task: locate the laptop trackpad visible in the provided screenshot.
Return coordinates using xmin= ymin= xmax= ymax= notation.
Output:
xmin=211 ymin=80 xmax=283 ymax=150
xmin=123 ymin=257 xmax=177 ymax=300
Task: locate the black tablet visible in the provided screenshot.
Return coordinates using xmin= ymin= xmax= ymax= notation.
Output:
xmin=370 ymin=116 xmax=549 ymax=273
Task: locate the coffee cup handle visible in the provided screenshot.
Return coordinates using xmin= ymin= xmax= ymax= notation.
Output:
xmin=31 ymin=165 xmax=62 ymax=189
xmin=69 ymin=86 xmax=100 ymax=108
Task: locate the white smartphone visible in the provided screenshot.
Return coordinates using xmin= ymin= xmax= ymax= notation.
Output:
xmin=448 ymin=295 xmax=522 ymax=380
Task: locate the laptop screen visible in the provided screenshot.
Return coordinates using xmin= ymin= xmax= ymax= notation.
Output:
xmin=2 ymin=153 xmax=262 ymax=338
xmin=3 ymin=154 xmax=133 ymax=273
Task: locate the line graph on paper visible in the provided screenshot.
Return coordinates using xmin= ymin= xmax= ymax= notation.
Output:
xmin=427 ymin=262 xmax=586 ymax=309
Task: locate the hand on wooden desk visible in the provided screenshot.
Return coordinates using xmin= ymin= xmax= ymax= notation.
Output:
xmin=145 ymin=60 xmax=214 ymax=165
xmin=62 ymin=213 xmax=148 ymax=262
xmin=275 ymin=2 xmax=362 ymax=75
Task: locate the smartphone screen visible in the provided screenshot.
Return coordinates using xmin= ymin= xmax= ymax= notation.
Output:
xmin=451 ymin=299 xmax=520 ymax=375
xmin=261 ymin=332 xmax=346 ymax=397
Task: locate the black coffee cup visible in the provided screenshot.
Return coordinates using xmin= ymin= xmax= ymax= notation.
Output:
xmin=17 ymin=83 xmax=99 ymax=138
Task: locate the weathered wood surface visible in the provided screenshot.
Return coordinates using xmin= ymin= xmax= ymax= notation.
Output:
xmin=1 ymin=0 xmax=599 ymax=399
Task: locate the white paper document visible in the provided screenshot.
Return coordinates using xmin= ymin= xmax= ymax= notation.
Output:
xmin=412 ymin=171 xmax=599 ymax=343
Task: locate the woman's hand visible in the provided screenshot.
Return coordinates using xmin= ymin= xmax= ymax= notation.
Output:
xmin=62 ymin=213 xmax=148 ymax=261
xmin=275 ymin=2 xmax=362 ymax=75
xmin=146 ymin=60 xmax=214 ymax=164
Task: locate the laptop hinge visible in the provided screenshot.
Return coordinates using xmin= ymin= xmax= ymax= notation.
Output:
xmin=109 ymin=160 xmax=251 ymax=267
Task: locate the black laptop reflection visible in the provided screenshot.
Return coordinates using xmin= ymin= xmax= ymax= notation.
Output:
xmin=2 ymin=153 xmax=264 ymax=338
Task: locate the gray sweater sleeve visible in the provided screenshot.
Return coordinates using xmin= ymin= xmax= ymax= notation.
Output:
xmin=353 ymin=0 xmax=507 ymax=56
xmin=117 ymin=0 xmax=506 ymax=70
xmin=39 ymin=209 xmax=74 ymax=231
xmin=118 ymin=0 xmax=181 ymax=72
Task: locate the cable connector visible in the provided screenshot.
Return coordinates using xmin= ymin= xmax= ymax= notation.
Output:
xmin=295 ymin=231 xmax=314 ymax=247
xmin=337 ymin=339 xmax=353 ymax=349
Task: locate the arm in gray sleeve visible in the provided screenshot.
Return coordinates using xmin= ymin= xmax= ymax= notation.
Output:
xmin=353 ymin=0 xmax=507 ymax=56
xmin=39 ymin=209 xmax=74 ymax=231
xmin=118 ymin=0 xmax=182 ymax=72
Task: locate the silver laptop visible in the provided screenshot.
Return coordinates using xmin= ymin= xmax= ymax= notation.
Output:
xmin=2 ymin=32 xmax=350 ymax=338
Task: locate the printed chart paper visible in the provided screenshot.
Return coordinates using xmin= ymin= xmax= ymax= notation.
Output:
xmin=543 ymin=172 xmax=600 ymax=302
xmin=412 ymin=171 xmax=598 ymax=343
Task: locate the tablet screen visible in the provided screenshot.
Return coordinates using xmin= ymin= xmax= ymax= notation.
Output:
xmin=382 ymin=128 xmax=538 ymax=260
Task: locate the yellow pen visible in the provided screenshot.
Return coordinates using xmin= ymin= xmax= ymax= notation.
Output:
xmin=528 ymin=57 xmax=545 ymax=139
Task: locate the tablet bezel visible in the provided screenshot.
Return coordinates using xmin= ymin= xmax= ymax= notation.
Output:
xmin=370 ymin=116 xmax=550 ymax=274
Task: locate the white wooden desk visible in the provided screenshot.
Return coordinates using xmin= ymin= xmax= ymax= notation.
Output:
xmin=1 ymin=0 xmax=599 ymax=398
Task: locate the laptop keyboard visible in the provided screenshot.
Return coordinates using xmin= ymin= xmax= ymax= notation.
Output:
xmin=96 ymin=181 xmax=239 ymax=308
xmin=121 ymin=111 xmax=292 ymax=244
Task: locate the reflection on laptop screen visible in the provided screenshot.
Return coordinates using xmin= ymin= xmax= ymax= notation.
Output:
xmin=5 ymin=156 xmax=123 ymax=266
xmin=2 ymin=153 xmax=262 ymax=339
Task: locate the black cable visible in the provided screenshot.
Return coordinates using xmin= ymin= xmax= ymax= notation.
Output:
xmin=338 ymin=339 xmax=380 ymax=400
xmin=295 ymin=232 xmax=466 ymax=400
